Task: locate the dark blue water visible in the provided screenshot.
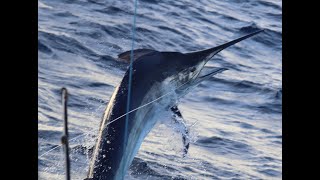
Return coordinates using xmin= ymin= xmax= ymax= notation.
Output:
xmin=38 ymin=0 xmax=282 ymax=179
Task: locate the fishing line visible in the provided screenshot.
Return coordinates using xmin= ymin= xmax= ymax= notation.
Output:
xmin=39 ymin=73 xmax=199 ymax=158
xmin=124 ymin=0 xmax=138 ymax=161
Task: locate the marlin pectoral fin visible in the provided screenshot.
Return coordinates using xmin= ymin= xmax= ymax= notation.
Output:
xmin=117 ymin=48 xmax=158 ymax=63
xmin=171 ymin=106 xmax=190 ymax=157
xmin=198 ymin=67 xmax=228 ymax=79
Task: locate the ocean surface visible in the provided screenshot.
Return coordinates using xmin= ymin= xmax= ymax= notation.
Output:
xmin=38 ymin=0 xmax=282 ymax=179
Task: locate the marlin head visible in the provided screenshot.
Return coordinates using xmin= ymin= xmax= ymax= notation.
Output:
xmin=156 ymin=29 xmax=264 ymax=98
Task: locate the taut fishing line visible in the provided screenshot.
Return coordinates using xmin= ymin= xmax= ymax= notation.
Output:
xmin=123 ymin=0 xmax=138 ymax=169
xmin=39 ymin=72 xmax=202 ymax=158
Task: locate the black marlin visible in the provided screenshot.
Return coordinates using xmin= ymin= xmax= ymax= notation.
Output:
xmin=86 ymin=30 xmax=264 ymax=180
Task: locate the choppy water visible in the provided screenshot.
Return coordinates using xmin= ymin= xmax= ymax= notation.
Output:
xmin=38 ymin=0 xmax=282 ymax=179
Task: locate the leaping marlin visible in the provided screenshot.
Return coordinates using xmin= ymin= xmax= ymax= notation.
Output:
xmin=86 ymin=30 xmax=264 ymax=180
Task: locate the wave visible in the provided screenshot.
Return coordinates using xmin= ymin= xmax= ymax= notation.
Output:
xmin=257 ymin=0 xmax=282 ymax=11
xmin=38 ymin=31 xmax=98 ymax=58
xmin=38 ymin=1 xmax=53 ymax=9
xmin=38 ymin=39 xmax=53 ymax=54
xmin=94 ymin=6 xmax=131 ymax=15
xmin=238 ymin=22 xmax=281 ymax=48
xmin=210 ymin=77 xmax=279 ymax=96
xmin=195 ymin=136 xmax=254 ymax=156
xmin=129 ymin=157 xmax=182 ymax=179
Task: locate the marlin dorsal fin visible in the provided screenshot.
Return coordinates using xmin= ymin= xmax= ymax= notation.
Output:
xmin=117 ymin=49 xmax=158 ymax=63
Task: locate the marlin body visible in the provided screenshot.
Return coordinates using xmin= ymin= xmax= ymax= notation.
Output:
xmin=86 ymin=30 xmax=263 ymax=180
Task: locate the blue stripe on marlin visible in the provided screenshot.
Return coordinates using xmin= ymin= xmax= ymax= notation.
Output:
xmin=86 ymin=30 xmax=264 ymax=180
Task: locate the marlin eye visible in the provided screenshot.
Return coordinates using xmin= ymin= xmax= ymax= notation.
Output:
xmin=190 ymin=67 xmax=196 ymax=73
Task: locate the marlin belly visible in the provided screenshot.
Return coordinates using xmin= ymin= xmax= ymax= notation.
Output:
xmin=115 ymin=84 xmax=172 ymax=179
xmin=88 ymin=82 xmax=172 ymax=180
xmin=116 ymin=105 xmax=161 ymax=178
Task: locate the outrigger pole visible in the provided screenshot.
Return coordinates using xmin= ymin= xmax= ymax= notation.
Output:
xmin=61 ymin=88 xmax=71 ymax=180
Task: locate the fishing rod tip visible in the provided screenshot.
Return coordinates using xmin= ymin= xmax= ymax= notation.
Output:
xmin=61 ymin=87 xmax=68 ymax=100
xmin=61 ymin=87 xmax=68 ymax=94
